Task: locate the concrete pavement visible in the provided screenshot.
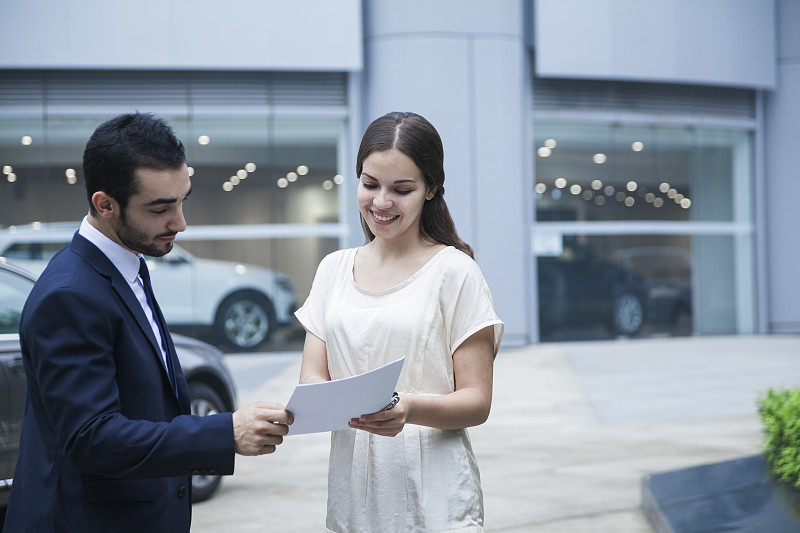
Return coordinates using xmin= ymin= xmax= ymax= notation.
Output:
xmin=191 ymin=334 xmax=800 ymax=532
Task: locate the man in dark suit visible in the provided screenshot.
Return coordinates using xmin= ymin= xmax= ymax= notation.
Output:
xmin=4 ymin=112 xmax=293 ymax=532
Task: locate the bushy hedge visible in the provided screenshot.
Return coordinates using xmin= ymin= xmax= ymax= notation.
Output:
xmin=759 ymin=387 xmax=800 ymax=488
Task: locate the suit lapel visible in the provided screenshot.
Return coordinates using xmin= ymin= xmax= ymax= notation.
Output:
xmin=69 ymin=233 xmax=188 ymax=409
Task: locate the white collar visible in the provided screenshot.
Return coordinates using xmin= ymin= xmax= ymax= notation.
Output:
xmin=78 ymin=216 xmax=142 ymax=284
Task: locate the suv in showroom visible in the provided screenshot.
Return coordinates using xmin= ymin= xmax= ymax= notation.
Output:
xmin=0 ymin=261 xmax=238 ymax=508
xmin=0 ymin=222 xmax=297 ymax=352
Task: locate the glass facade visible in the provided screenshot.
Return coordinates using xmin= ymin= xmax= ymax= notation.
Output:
xmin=533 ymin=121 xmax=755 ymax=341
xmin=0 ymin=110 xmax=348 ymax=352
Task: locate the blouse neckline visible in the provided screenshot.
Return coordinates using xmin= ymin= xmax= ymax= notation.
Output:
xmin=350 ymin=246 xmax=453 ymax=296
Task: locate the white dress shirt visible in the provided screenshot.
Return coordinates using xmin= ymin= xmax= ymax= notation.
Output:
xmin=78 ymin=216 xmax=169 ymax=367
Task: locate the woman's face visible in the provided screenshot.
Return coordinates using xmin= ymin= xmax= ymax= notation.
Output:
xmin=358 ymin=148 xmax=435 ymax=243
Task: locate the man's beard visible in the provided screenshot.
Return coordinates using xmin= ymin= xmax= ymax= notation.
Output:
xmin=115 ymin=210 xmax=175 ymax=258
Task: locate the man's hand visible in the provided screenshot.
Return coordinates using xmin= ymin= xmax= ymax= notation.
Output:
xmin=232 ymin=402 xmax=293 ymax=456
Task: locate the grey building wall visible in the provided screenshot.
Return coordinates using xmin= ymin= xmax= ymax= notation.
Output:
xmin=764 ymin=0 xmax=800 ymax=333
xmin=360 ymin=0 xmax=532 ymax=346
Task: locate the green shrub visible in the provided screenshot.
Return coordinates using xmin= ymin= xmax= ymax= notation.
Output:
xmin=759 ymin=387 xmax=800 ymax=488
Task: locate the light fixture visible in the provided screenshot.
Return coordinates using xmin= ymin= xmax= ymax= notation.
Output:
xmin=277 ymin=177 xmax=289 ymax=188
xmin=626 ymin=180 xmax=638 ymax=192
xmin=592 ymin=153 xmax=607 ymax=164
xmin=333 ymin=174 xmax=344 ymax=185
xmin=659 ymin=182 xmax=670 ymax=193
xmin=322 ymin=180 xmax=334 ymax=190
xmin=534 ymin=183 xmax=547 ymax=194
xmin=198 ymin=135 xmax=210 ymax=145
xmin=245 ymin=162 xmax=256 ymax=172
xmin=286 ymin=171 xmax=298 ymax=182
xmin=537 ymin=147 xmax=552 ymax=157
xmin=569 ymin=184 xmax=581 ymax=195
xmin=544 ymin=138 xmax=557 ymax=149
xmin=222 ymin=182 xmax=234 ymax=191
xmin=187 ymin=167 xmax=195 ymax=176
xmin=591 ymin=179 xmax=603 ymax=190
xmin=3 ymin=165 xmax=12 ymax=174
xmin=21 ymin=136 xmax=32 ymax=146
xmin=7 ymin=173 xmax=17 ymax=183
xmin=237 ymin=169 xmax=247 ymax=179
xmin=297 ymin=165 xmax=309 ymax=176
xmin=631 ymin=141 xmax=644 ymax=152
xmin=554 ymin=177 xmax=567 ymax=189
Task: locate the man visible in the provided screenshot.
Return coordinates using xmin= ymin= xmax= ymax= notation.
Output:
xmin=4 ymin=112 xmax=293 ymax=532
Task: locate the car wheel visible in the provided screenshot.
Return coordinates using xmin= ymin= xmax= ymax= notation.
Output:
xmin=189 ymin=382 xmax=225 ymax=503
xmin=613 ymin=292 xmax=644 ymax=335
xmin=215 ymin=290 xmax=275 ymax=352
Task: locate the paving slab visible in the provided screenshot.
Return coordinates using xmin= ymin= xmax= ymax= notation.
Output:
xmin=191 ymin=335 xmax=800 ymax=532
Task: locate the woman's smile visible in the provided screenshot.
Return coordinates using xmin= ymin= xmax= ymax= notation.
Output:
xmin=371 ymin=210 xmax=398 ymax=223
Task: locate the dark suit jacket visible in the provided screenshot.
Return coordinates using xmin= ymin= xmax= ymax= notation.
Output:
xmin=4 ymin=233 xmax=235 ymax=532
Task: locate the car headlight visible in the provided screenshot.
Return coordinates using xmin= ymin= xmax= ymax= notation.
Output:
xmin=276 ymin=276 xmax=294 ymax=292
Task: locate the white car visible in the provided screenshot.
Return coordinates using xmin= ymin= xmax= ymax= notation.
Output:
xmin=0 ymin=222 xmax=297 ymax=352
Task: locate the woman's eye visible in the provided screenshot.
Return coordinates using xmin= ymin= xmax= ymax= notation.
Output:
xmin=362 ymin=182 xmax=378 ymax=189
xmin=395 ymin=190 xmax=413 ymax=195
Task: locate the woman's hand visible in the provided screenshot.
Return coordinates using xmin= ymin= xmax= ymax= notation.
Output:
xmin=349 ymin=397 xmax=408 ymax=437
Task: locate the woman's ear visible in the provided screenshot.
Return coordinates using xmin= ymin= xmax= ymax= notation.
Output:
xmin=426 ymin=187 xmax=437 ymax=201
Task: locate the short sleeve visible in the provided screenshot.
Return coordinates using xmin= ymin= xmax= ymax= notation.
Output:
xmin=449 ymin=256 xmax=504 ymax=357
xmin=294 ymin=252 xmax=339 ymax=342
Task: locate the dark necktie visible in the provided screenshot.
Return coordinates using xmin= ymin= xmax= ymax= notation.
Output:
xmin=139 ymin=257 xmax=178 ymax=397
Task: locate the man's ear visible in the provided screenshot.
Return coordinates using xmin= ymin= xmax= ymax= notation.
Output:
xmin=91 ymin=191 xmax=118 ymax=220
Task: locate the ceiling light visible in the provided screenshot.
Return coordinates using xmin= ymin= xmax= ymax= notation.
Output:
xmin=322 ymin=180 xmax=334 ymax=190
xmin=631 ymin=141 xmax=644 ymax=152
xmin=198 ymin=135 xmax=210 ymax=145
xmin=245 ymin=162 xmax=256 ymax=172
xmin=537 ymin=147 xmax=552 ymax=157
xmin=21 ymin=136 xmax=32 ymax=146
xmin=544 ymin=139 xmax=557 ymax=149
xmin=277 ymin=177 xmax=289 ymax=188
xmin=554 ymin=177 xmax=567 ymax=189
xmin=333 ymin=174 xmax=344 ymax=185
xmin=286 ymin=172 xmax=298 ymax=182
xmin=297 ymin=165 xmax=309 ymax=176
xmin=222 ymin=181 xmax=233 ymax=191
xmin=592 ymin=153 xmax=607 ymax=164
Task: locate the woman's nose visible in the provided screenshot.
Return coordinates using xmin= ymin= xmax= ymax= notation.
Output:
xmin=373 ymin=191 xmax=392 ymax=209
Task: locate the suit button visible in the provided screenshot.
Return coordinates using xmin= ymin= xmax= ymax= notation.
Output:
xmin=178 ymin=485 xmax=187 ymax=498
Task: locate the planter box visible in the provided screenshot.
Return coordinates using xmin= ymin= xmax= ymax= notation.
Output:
xmin=642 ymin=455 xmax=800 ymax=533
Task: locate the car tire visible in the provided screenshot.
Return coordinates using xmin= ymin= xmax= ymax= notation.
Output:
xmin=214 ymin=290 xmax=275 ymax=352
xmin=613 ymin=292 xmax=644 ymax=335
xmin=189 ymin=382 xmax=226 ymax=503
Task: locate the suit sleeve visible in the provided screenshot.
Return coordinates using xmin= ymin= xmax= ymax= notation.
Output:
xmin=22 ymin=284 xmax=235 ymax=478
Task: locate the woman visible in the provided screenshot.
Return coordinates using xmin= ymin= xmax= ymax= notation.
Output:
xmin=295 ymin=111 xmax=503 ymax=532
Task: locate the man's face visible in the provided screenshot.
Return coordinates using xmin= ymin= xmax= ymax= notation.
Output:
xmin=113 ymin=165 xmax=191 ymax=257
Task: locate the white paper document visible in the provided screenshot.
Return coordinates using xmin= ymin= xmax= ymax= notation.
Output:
xmin=285 ymin=357 xmax=405 ymax=435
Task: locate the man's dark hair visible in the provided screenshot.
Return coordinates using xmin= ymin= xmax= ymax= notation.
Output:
xmin=83 ymin=112 xmax=186 ymax=215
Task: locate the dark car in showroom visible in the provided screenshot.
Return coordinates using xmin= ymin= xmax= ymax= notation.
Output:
xmin=0 ymin=261 xmax=237 ymax=513
xmin=537 ymin=237 xmax=648 ymax=340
